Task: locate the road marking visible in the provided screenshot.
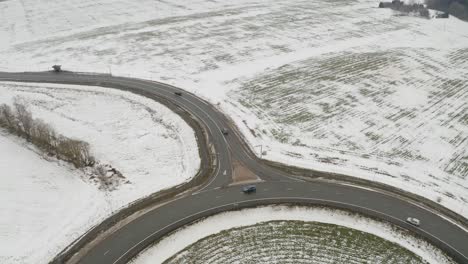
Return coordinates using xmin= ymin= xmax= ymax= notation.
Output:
xmin=112 ymin=197 xmax=468 ymax=264
xmin=104 ymin=250 xmax=110 ymax=256
xmin=196 ymin=162 xmax=221 ymax=193
xmin=120 ymin=78 xmax=219 ymax=137
xmin=5 ymin=75 xmax=467 ymax=263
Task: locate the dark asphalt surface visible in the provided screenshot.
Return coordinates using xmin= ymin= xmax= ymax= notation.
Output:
xmin=0 ymin=71 xmax=467 ymax=264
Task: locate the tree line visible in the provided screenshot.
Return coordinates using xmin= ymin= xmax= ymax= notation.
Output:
xmin=426 ymin=0 xmax=468 ymax=20
xmin=0 ymin=98 xmax=95 ymax=168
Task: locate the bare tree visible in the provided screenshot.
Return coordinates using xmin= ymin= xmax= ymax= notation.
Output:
xmin=0 ymin=104 xmax=15 ymax=130
xmin=77 ymin=140 xmax=95 ymax=167
xmin=31 ymin=119 xmax=56 ymax=153
xmin=57 ymin=138 xmax=95 ymax=168
xmin=13 ymin=98 xmax=34 ymax=141
xmin=2 ymin=100 xmax=97 ymax=169
xmin=56 ymin=138 xmax=76 ymax=166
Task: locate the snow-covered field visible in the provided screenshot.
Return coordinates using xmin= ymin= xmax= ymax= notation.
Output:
xmin=0 ymin=82 xmax=200 ymax=263
xmin=0 ymin=134 xmax=108 ymax=264
xmin=165 ymin=221 xmax=427 ymax=264
xmin=1 ymin=0 xmax=467 ymax=215
xmin=131 ymin=206 xmax=454 ymax=264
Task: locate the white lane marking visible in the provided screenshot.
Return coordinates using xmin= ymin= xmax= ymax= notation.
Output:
xmin=115 ymin=79 xmax=308 ymax=193
xmin=5 ymin=77 xmax=468 ymax=261
xmin=115 ymin=79 xmax=227 ymax=193
xmin=122 ymin=79 xmax=231 ymax=192
xmin=180 ymin=96 xmax=227 ymax=143
xmin=10 ymin=77 xmax=465 ymax=258
xmin=111 ymin=197 xmax=468 ymax=264
xmin=338 ymin=181 xmax=468 ymax=233
xmin=114 ymin=78 xmax=217 ymax=137
xmin=104 ymin=250 xmax=110 ymax=256
xmin=195 ymin=160 xmax=222 ymax=193
xmin=193 ymin=154 xmax=222 ymax=195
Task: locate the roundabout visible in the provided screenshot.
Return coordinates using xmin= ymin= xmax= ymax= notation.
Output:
xmin=0 ymin=71 xmax=467 ymax=264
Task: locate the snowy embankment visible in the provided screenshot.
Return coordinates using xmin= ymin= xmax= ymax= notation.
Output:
xmin=0 ymin=82 xmax=200 ymax=263
xmin=131 ymin=206 xmax=454 ymax=264
xmin=0 ymin=135 xmax=107 ymax=264
xmin=0 ymin=0 xmax=467 ymax=216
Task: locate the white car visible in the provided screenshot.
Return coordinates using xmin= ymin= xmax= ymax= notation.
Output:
xmin=406 ymin=217 xmax=420 ymax=226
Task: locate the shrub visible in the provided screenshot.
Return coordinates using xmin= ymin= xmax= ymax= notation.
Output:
xmin=0 ymin=104 xmax=15 ymax=131
xmin=13 ymin=98 xmax=34 ymax=141
xmin=0 ymin=99 xmax=95 ymax=168
xmin=57 ymin=138 xmax=95 ymax=168
xmin=31 ymin=119 xmax=56 ymax=153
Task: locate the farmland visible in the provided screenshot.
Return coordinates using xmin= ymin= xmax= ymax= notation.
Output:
xmin=165 ymin=221 xmax=426 ymax=264
xmin=1 ymin=0 xmax=467 ymax=215
xmin=227 ymin=47 xmax=468 ymax=213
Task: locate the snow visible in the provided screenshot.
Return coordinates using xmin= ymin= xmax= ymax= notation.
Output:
xmin=164 ymin=221 xmax=427 ymax=263
xmin=0 ymin=0 xmax=467 ymax=234
xmin=131 ymin=205 xmax=454 ymax=264
xmin=0 ymin=82 xmax=200 ymax=263
xmin=0 ymin=134 xmax=108 ymax=264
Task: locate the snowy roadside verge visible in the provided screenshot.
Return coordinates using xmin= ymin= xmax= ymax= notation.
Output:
xmin=0 ymin=82 xmax=200 ymax=263
xmin=0 ymin=133 xmax=108 ymax=264
xmin=131 ymin=205 xmax=454 ymax=264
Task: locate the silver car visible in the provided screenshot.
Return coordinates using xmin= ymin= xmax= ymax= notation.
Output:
xmin=406 ymin=217 xmax=420 ymax=226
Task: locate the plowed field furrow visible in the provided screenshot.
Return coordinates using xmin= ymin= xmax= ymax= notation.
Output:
xmin=164 ymin=221 xmax=427 ymax=264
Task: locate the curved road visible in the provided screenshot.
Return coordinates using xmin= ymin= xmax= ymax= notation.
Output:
xmin=0 ymin=72 xmax=467 ymax=264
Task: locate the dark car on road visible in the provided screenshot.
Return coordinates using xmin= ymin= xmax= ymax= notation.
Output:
xmin=242 ymin=185 xmax=256 ymax=194
xmin=174 ymin=91 xmax=182 ymax=96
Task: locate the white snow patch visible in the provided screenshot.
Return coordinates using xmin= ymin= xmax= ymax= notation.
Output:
xmin=389 ymin=86 xmax=429 ymax=108
xmin=0 ymin=134 xmax=107 ymax=264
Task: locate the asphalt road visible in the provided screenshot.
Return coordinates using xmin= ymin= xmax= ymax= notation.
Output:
xmin=0 ymin=71 xmax=467 ymax=264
